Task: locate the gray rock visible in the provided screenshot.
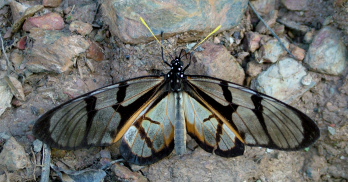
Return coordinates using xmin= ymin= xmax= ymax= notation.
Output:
xmin=33 ymin=139 xmax=43 ymax=153
xmin=0 ymin=137 xmax=30 ymax=171
xmin=102 ymin=0 xmax=248 ymax=44
xmin=304 ymin=26 xmax=348 ymax=75
xmin=277 ymin=18 xmax=309 ymax=33
xmin=251 ymin=57 xmax=316 ymax=103
xmin=0 ymin=79 xmax=13 ymax=116
xmin=255 ymin=38 xmax=289 ymax=63
xmin=0 ymin=0 xmax=9 ymax=9
xmin=65 ymin=3 xmax=97 ymax=24
xmin=281 ymin=0 xmax=309 ymax=11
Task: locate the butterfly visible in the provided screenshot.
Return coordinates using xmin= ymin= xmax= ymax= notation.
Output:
xmin=33 ymin=17 xmax=320 ymax=166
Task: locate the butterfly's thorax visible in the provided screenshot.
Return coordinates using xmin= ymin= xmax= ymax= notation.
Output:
xmin=167 ymin=58 xmax=185 ymax=92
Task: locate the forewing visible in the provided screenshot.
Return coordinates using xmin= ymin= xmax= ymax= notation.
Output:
xmin=33 ymin=76 xmax=166 ymax=150
xmin=185 ymin=75 xmax=320 ymax=151
xmin=183 ymin=92 xmax=244 ymax=157
xmin=121 ymin=92 xmax=175 ymax=165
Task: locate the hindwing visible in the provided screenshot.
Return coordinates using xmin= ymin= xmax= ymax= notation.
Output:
xmin=33 ymin=76 xmax=166 ymax=150
xmin=183 ymin=92 xmax=244 ymax=157
xmin=184 ymin=75 xmax=320 ymax=153
xmin=121 ymin=92 xmax=176 ymax=165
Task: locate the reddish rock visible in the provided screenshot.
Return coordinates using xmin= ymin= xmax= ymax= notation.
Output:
xmin=87 ymin=41 xmax=104 ymax=61
xmin=289 ymin=44 xmax=306 ymax=61
xmin=23 ymin=12 xmax=64 ymax=31
xmin=43 ymin=0 xmax=62 ymax=8
xmin=111 ymin=163 xmax=147 ymax=182
xmin=16 ymin=36 xmax=27 ymax=49
xmin=191 ymin=42 xmax=245 ymax=85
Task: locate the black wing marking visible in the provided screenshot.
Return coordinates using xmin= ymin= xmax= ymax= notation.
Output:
xmin=184 ymin=75 xmax=319 ymax=152
xmin=33 ymin=76 xmax=166 ymax=150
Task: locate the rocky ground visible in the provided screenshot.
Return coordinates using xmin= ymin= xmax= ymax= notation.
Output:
xmin=0 ymin=0 xmax=347 ymax=181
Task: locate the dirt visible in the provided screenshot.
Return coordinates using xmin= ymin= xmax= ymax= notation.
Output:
xmin=0 ymin=0 xmax=347 ymax=181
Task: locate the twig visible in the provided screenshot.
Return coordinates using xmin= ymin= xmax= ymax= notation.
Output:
xmin=0 ymin=33 xmax=14 ymax=75
xmin=248 ymin=1 xmax=297 ymax=60
xmin=31 ymin=147 xmax=37 ymax=181
xmin=40 ymin=144 xmax=51 ymax=182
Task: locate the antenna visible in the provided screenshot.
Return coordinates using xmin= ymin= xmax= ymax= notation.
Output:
xmin=140 ymin=16 xmax=221 ymax=56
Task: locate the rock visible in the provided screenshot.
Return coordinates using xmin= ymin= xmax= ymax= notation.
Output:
xmin=0 ymin=0 xmax=10 ymax=9
xmin=255 ymin=10 xmax=278 ymax=34
xmin=301 ymin=74 xmax=313 ymax=86
xmin=0 ymin=79 xmax=13 ymax=116
xmin=9 ymin=1 xmax=29 ymax=22
xmin=43 ymin=0 xmax=62 ymax=8
xmin=26 ymin=28 xmax=90 ymax=73
xmin=23 ymin=12 xmax=65 ymax=31
xmin=246 ymin=59 xmax=269 ymax=77
xmin=102 ymin=0 xmax=248 ymax=44
xmin=64 ymin=3 xmax=97 ymax=23
xmin=111 ymin=163 xmax=148 ymax=182
xmin=68 ymin=169 xmax=106 ymax=182
xmin=0 ymin=137 xmax=30 ymax=171
xmin=11 ymin=5 xmax=44 ymax=33
xmin=15 ymin=36 xmax=27 ymax=50
xmin=251 ymin=57 xmax=316 ymax=103
xmin=243 ymin=31 xmax=262 ymax=52
xmin=10 ymin=50 xmax=24 ymax=69
xmin=304 ymin=26 xmax=348 ymax=75
xmin=250 ymin=0 xmax=276 ymax=15
xmin=277 ymin=19 xmax=309 ymax=33
xmin=0 ymin=59 xmax=6 ymax=70
xmin=51 ymin=164 xmax=107 ymax=182
xmin=255 ymin=38 xmax=289 ymax=63
xmin=7 ymin=76 xmax=25 ymax=101
xmin=86 ymin=40 xmax=105 ymax=61
xmin=274 ymin=23 xmax=285 ymax=35
xmin=289 ymin=44 xmax=306 ymax=61
xmin=33 ymin=139 xmax=43 ymax=153
xmin=69 ymin=21 xmax=93 ymax=36
xmin=303 ymin=29 xmax=316 ymax=43
xmin=281 ymin=0 xmax=309 ymax=11
xmin=191 ymin=42 xmax=245 ymax=85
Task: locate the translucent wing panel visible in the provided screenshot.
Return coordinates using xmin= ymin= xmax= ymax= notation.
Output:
xmin=183 ymin=92 xmax=244 ymax=157
xmin=121 ymin=92 xmax=175 ymax=165
xmin=33 ymin=76 xmax=165 ymax=150
xmin=185 ymin=75 xmax=319 ymax=151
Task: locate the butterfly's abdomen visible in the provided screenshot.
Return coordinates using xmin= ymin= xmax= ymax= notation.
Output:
xmin=173 ymin=92 xmax=186 ymax=155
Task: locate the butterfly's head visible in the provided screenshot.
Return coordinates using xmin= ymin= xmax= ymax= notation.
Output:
xmin=167 ymin=57 xmax=184 ymax=91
